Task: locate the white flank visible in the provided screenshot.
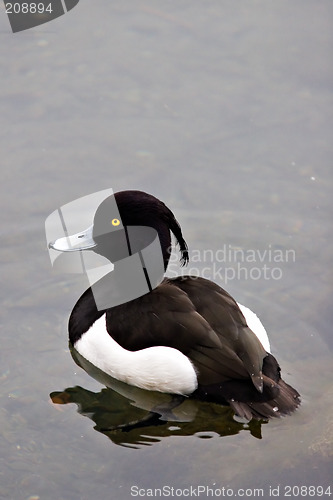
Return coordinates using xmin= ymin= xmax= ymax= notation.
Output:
xmin=75 ymin=315 xmax=198 ymax=395
xmin=237 ymin=303 xmax=271 ymax=353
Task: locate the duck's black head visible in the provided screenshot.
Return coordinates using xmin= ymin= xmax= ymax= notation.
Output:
xmin=91 ymin=190 xmax=189 ymax=271
xmin=49 ymin=190 xmax=189 ymax=271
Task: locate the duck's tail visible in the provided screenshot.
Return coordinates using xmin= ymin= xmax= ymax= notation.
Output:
xmin=228 ymin=352 xmax=301 ymax=420
xmin=228 ymin=377 xmax=301 ymax=421
xmin=195 ymin=353 xmax=301 ymax=421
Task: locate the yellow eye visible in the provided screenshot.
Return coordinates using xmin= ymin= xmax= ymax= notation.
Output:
xmin=111 ymin=218 xmax=120 ymax=226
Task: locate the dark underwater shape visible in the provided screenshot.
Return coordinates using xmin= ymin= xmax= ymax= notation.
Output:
xmin=50 ymin=385 xmax=264 ymax=448
xmin=51 ymin=347 xmax=265 ymax=449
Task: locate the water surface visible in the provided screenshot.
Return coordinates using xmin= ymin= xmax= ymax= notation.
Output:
xmin=1 ymin=2 xmax=332 ymax=499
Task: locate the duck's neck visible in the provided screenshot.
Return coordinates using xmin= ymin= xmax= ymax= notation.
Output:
xmin=122 ymin=224 xmax=171 ymax=272
xmin=91 ymin=247 xmax=165 ymax=312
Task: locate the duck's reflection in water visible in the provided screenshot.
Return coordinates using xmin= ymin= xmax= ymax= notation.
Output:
xmin=50 ymin=348 xmax=264 ymax=448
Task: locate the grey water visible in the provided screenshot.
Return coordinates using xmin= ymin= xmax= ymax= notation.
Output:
xmin=0 ymin=2 xmax=332 ymax=499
